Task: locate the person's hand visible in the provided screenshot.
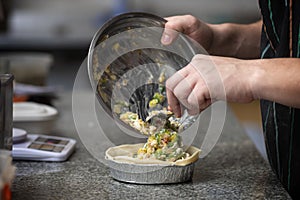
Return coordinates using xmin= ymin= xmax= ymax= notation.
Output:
xmin=166 ymin=54 xmax=255 ymax=117
xmin=161 ymin=15 xmax=214 ymax=51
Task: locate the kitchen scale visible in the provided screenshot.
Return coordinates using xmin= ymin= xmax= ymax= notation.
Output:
xmin=12 ymin=128 xmax=76 ymax=161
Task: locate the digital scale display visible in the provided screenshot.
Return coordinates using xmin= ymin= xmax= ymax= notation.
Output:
xmin=28 ymin=137 xmax=69 ymax=153
xmin=13 ymin=133 xmax=76 ymax=162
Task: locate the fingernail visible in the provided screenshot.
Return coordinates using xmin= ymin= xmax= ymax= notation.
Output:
xmin=162 ymin=33 xmax=171 ymax=44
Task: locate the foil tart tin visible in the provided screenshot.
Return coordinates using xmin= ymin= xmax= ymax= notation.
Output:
xmin=105 ymin=144 xmax=200 ymax=184
xmin=107 ymin=160 xmax=196 ymax=184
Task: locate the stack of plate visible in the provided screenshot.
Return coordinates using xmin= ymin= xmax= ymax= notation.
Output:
xmin=13 ymin=102 xmax=58 ymax=134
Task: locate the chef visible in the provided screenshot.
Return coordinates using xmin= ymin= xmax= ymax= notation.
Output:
xmin=161 ymin=1 xmax=300 ymax=199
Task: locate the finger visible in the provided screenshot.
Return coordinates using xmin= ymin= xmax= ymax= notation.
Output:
xmin=161 ymin=16 xmax=186 ymax=45
xmin=165 ymin=66 xmax=190 ymax=91
xmin=164 ymin=16 xmax=182 ymax=22
xmin=164 ymin=15 xmax=196 ymax=33
xmin=186 ymin=94 xmax=200 ymax=116
xmin=166 ymin=89 xmax=182 ymax=117
xmin=187 ymin=82 xmax=211 ymax=112
xmin=201 ymin=99 xmax=212 ymax=110
xmin=165 ymin=67 xmax=191 ymax=117
xmin=186 ymin=86 xmax=202 ymax=116
xmin=173 ymin=76 xmax=196 ymax=109
xmin=187 ymin=99 xmax=211 ymax=116
xmin=161 ymin=28 xmax=179 ymax=45
xmin=187 ymin=108 xmax=200 ymax=116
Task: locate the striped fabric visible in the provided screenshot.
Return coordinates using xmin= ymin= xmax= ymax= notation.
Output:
xmin=259 ymin=0 xmax=300 ymax=198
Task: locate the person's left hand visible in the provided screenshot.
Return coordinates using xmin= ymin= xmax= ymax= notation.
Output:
xmin=166 ymin=54 xmax=255 ymax=117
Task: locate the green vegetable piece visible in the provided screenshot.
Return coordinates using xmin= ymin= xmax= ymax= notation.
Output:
xmin=153 ymin=92 xmax=165 ymax=103
xmin=149 ymin=99 xmax=159 ymax=108
xmin=159 ymin=85 xmax=165 ymax=93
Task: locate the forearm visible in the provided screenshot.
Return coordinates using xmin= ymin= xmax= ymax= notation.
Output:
xmin=249 ymin=58 xmax=300 ymax=108
xmin=208 ymin=21 xmax=262 ymax=59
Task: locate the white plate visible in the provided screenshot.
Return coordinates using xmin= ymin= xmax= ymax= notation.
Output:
xmin=13 ymin=102 xmax=58 ymax=122
xmin=13 ymin=128 xmax=27 ymax=143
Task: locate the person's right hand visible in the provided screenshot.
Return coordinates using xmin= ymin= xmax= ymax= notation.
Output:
xmin=161 ymin=15 xmax=214 ymax=51
xmin=166 ymin=54 xmax=255 ymax=117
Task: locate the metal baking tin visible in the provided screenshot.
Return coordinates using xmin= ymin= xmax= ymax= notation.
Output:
xmin=107 ymin=160 xmax=196 ymax=184
xmin=105 ymin=144 xmax=200 ymax=184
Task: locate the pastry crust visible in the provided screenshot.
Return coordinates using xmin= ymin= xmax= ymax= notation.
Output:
xmin=105 ymin=143 xmax=201 ymax=166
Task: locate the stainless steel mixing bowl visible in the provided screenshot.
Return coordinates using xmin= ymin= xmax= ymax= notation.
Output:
xmin=88 ymin=12 xmax=202 ymax=123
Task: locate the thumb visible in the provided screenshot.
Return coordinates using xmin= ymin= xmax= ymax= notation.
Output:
xmin=161 ymin=28 xmax=179 ymax=45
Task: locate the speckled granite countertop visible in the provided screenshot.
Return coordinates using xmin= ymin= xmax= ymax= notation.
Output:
xmin=12 ymin=93 xmax=291 ymax=200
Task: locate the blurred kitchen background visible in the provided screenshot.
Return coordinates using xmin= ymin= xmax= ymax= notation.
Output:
xmin=0 ymin=0 xmax=264 ymax=156
xmin=0 ymin=0 xmax=261 ymax=87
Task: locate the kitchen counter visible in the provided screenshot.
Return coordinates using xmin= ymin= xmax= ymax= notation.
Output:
xmin=12 ymin=92 xmax=291 ymax=199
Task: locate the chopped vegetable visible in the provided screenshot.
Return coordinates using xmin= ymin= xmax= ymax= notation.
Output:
xmin=136 ymin=129 xmax=189 ymax=162
xmin=158 ymin=85 xmax=165 ymax=93
xmin=119 ymin=109 xmax=189 ymax=162
xmin=158 ymin=71 xmax=166 ymax=83
xmin=148 ymin=92 xmax=165 ymax=108
xmin=153 ymin=92 xmax=165 ymax=103
xmin=149 ymin=99 xmax=159 ymax=108
xmin=113 ymin=104 xmax=122 ymax=114
xmin=114 ymin=70 xmax=189 ymax=162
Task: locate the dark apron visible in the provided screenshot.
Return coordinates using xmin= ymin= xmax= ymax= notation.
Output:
xmin=259 ymin=0 xmax=300 ymax=198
